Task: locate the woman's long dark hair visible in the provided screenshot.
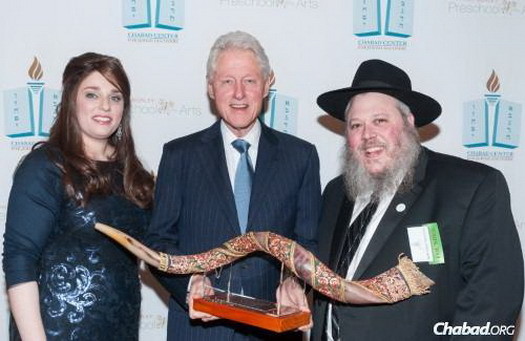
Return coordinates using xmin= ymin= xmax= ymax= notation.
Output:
xmin=42 ymin=52 xmax=153 ymax=208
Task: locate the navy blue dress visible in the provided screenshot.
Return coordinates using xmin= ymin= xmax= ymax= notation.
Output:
xmin=3 ymin=146 xmax=150 ymax=340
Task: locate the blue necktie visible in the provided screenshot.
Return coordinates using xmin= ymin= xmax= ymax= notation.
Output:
xmin=232 ymin=139 xmax=254 ymax=233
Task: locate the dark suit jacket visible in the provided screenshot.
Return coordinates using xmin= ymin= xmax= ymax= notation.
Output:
xmin=311 ymin=147 xmax=523 ymax=341
xmin=146 ymin=120 xmax=321 ymax=340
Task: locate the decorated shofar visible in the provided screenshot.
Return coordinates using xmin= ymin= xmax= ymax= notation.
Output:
xmin=95 ymin=223 xmax=434 ymax=304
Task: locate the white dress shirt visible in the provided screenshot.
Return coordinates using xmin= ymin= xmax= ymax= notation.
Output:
xmin=187 ymin=120 xmax=261 ymax=295
xmin=221 ymin=120 xmax=261 ymax=190
xmin=325 ymin=191 xmax=396 ymax=341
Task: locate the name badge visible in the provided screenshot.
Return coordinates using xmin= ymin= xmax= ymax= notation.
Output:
xmin=407 ymin=222 xmax=445 ymax=264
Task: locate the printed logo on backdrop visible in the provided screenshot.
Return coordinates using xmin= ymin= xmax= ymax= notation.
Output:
xmin=132 ymin=97 xmax=203 ymax=118
xmin=140 ymin=313 xmax=166 ymax=330
xmin=3 ymin=57 xmax=60 ymax=151
xmin=261 ymin=89 xmax=297 ymax=135
xmin=123 ymin=0 xmax=184 ymax=43
xmin=354 ymin=0 xmax=414 ymax=51
xmin=218 ymin=0 xmax=319 ymax=9
xmin=448 ymin=0 xmax=525 ymax=16
xmin=131 ymin=90 xmax=295 ymax=127
xmin=463 ymin=70 xmax=522 ymax=161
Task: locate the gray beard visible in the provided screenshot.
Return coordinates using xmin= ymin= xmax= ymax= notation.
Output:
xmin=343 ymin=126 xmax=421 ymax=200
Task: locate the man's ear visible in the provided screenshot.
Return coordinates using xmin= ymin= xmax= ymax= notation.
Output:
xmin=207 ymin=82 xmax=215 ymax=99
xmin=264 ymin=71 xmax=275 ymax=98
xmin=408 ymin=113 xmax=415 ymax=126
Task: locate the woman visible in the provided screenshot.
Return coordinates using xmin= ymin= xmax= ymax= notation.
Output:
xmin=3 ymin=52 xmax=154 ymax=340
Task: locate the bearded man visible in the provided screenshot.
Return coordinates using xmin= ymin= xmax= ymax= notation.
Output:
xmin=311 ymin=59 xmax=523 ymax=341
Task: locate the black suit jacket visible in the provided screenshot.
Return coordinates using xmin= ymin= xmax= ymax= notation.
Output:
xmin=312 ymin=147 xmax=523 ymax=340
xmin=146 ymin=120 xmax=321 ymax=340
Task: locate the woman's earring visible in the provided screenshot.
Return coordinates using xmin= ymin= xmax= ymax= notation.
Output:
xmin=116 ymin=125 xmax=123 ymax=141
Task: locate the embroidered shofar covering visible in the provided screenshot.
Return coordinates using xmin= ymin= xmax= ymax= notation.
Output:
xmin=95 ymin=223 xmax=434 ymax=304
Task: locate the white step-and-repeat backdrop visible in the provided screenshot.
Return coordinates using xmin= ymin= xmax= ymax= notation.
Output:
xmin=1 ymin=0 xmax=524 ymax=339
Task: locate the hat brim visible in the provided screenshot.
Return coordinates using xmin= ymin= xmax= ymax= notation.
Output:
xmin=317 ymin=87 xmax=441 ymax=127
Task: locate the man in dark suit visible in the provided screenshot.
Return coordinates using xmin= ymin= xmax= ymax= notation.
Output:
xmin=311 ymin=59 xmax=523 ymax=340
xmin=146 ymin=31 xmax=321 ymax=341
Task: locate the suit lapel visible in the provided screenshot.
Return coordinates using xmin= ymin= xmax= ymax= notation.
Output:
xmin=353 ymin=149 xmax=429 ymax=279
xmin=328 ymin=196 xmax=354 ymax=270
xmin=248 ymin=124 xmax=279 ymax=229
xmin=198 ymin=121 xmax=240 ymax=233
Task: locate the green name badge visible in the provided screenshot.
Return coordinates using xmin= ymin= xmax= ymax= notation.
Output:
xmin=407 ymin=222 xmax=445 ymax=264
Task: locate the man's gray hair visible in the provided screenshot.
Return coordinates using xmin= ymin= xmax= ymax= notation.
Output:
xmin=206 ymin=31 xmax=272 ymax=81
xmin=396 ymin=100 xmax=412 ymax=123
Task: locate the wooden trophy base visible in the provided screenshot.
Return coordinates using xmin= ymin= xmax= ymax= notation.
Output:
xmin=193 ymin=291 xmax=310 ymax=333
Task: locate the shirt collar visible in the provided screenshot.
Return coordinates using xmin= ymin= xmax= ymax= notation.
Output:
xmin=220 ymin=119 xmax=261 ymax=148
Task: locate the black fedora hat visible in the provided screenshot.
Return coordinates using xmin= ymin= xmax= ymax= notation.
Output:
xmin=317 ymin=59 xmax=441 ymax=127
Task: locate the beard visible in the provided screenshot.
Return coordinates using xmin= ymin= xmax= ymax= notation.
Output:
xmin=343 ymin=124 xmax=421 ymax=201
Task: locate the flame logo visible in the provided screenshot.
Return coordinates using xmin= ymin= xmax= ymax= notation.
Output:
xmin=486 ymin=70 xmax=500 ymax=93
xmin=28 ymin=56 xmax=43 ymax=81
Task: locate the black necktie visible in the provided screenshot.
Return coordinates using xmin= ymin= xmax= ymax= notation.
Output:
xmin=330 ymin=199 xmax=379 ymax=341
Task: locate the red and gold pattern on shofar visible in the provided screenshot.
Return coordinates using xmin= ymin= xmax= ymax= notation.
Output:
xmin=94 ymin=223 xmax=434 ymax=305
xmin=168 ymin=251 xmax=233 ymax=274
xmin=168 ymin=233 xmax=261 ymax=274
xmin=310 ymin=258 xmax=346 ymax=301
xmin=266 ymin=232 xmax=294 ymax=265
xmin=224 ymin=233 xmax=260 ymax=255
xmin=356 ymin=267 xmax=411 ymax=303
xmin=165 ymin=232 xmax=429 ymax=304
